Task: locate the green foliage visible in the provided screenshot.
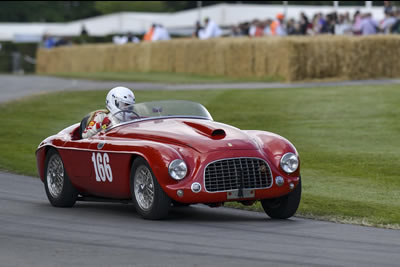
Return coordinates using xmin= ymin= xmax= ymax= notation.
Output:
xmin=0 ymin=1 xmax=388 ymax=23
xmin=0 ymin=1 xmax=99 ymax=22
xmin=0 ymin=83 xmax=399 ymax=228
xmin=95 ymin=1 xmax=168 ymax=13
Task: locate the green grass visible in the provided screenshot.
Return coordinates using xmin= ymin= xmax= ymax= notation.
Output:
xmin=1 ymin=85 xmax=400 ymax=228
xmin=50 ymin=71 xmax=284 ymax=84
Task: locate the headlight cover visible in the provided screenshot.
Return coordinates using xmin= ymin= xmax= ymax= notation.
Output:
xmin=280 ymin=153 xmax=299 ymax=174
xmin=168 ymin=159 xmax=187 ymax=180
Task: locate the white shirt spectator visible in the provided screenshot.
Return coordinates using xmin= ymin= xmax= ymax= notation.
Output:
xmin=275 ymin=22 xmax=287 ymax=36
xmin=113 ymin=35 xmax=140 ymax=45
xmin=199 ymin=19 xmax=222 ymax=40
xmin=335 ymin=23 xmax=352 ymax=35
xmin=264 ymin=26 xmax=271 ymax=36
xmin=249 ymin=25 xmax=257 ymax=37
xmin=381 ymin=16 xmax=397 ymax=33
xmin=152 ymin=26 xmax=171 ymax=41
xmin=113 ymin=35 xmax=128 ymax=45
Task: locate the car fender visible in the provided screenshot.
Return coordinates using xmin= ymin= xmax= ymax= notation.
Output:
xmin=244 ymin=130 xmax=300 ymax=177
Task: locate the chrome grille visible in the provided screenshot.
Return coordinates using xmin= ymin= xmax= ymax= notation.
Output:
xmin=204 ymin=158 xmax=273 ymax=192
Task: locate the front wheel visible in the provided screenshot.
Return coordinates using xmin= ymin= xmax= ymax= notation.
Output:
xmin=130 ymin=158 xmax=171 ymax=220
xmin=44 ymin=148 xmax=78 ymax=207
xmin=261 ymin=178 xmax=302 ymax=219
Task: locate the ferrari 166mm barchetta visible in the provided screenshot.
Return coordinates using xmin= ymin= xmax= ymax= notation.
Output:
xmin=36 ymin=100 xmax=301 ymax=220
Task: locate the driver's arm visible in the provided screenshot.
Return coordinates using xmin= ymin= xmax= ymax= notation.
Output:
xmin=82 ymin=112 xmax=107 ymax=139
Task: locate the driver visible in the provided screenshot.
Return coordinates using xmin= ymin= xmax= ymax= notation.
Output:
xmin=81 ymin=86 xmax=136 ymax=139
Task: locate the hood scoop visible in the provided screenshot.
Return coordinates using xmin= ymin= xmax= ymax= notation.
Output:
xmin=183 ymin=121 xmax=226 ymax=139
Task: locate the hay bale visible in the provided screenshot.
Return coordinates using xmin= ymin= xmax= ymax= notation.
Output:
xmin=36 ymin=35 xmax=400 ymax=82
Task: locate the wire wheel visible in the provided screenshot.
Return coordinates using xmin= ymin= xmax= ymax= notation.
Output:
xmin=130 ymin=158 xmax=171 ymax=220
xmin=134 ymin=165 xmax=155 ymax=211
xmin=46 ymin=154 xmax=64 ymax=199
xmin=44 ymin=149 xmax=77 ymax=207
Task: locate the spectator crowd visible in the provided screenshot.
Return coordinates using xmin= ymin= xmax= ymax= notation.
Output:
xmin=41 ymin=1 xmax=400 ymax=49
xmin=227 ymin=3 xmax=400 ymax=37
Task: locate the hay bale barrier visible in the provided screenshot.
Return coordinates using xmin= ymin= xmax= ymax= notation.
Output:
xmin=36 ymin=36 xmax=400 ymax=82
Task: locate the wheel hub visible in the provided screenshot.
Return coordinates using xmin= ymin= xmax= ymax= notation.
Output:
xmin=46 ymin=155 xmax=64 ymax=198
xmin=134 ymin=166 xmax=154 ymax=211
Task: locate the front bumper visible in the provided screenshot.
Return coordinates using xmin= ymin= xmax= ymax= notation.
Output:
xmin=163 ymin=149 xmax=300 ymax=204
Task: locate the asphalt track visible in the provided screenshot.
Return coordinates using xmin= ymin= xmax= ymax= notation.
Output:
xmin=3 ymin=74 xmax=400 ymax=103
xmin=1 ymin=74 xmax=400 ymax=266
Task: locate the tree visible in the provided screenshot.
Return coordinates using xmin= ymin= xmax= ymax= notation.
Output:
xmin=0 ymin=1 xmax=99 ymax=22
xmin=94 ymin=1 xmax=168 ymax=14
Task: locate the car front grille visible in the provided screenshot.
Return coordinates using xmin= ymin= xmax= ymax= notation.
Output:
xmin=204 ymin=158 xmax=273 ymax=192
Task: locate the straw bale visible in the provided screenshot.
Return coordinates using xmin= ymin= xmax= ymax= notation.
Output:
xmin=220 ymin=38 xmax=253 ymax=77
xmin=36 ymin=36 xmax=400 ymax=82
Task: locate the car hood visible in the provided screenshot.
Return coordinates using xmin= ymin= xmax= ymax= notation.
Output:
xmin=108 ymin=118 xmax=260 ymax=153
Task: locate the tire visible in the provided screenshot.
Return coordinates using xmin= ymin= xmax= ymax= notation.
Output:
xmin=44 ymin=148 xmax=78 ymax=207
xmin=261 ymin=177 xmax=302 ymax=219
xmin=130 ymin=158 xmax=171 ymax=220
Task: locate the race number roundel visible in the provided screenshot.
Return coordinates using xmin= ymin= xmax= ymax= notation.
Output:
xmin=91 ymin=152 xmax=113 ymax=182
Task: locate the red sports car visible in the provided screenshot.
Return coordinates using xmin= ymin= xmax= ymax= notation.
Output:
xmin=36 ymin=100 xmax=301 ymax=220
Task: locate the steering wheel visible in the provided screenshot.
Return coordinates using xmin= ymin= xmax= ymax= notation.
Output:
xmin=113 ymin=110 xmax=140 ymax=121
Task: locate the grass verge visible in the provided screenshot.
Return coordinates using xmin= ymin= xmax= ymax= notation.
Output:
xmin=1 ymin=85 xmax=399 ymax=228
xmin=50 ymin=71 xmax=284 ymax=84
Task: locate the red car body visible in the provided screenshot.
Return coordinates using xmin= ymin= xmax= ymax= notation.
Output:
xmin=36 ymin=100 xmax=301 ymax=219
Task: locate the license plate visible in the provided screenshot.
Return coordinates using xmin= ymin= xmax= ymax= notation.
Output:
xmin=227 ymin=189 xmax=255 ymax=200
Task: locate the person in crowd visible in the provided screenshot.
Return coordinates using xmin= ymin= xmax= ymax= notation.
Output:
xmin=335 ymin=13 xmax=352 ymax=35
xmin=193 ymin=21 xmax=203 ymax=38
xmin=381 ymin=11 xmax=397 ymax=34
xmin=313 ymin=12 xmax=328 ymax=34
xmin=286 ymin=18 xmax=300 ymax=35
xmin=78 ymin=24 xmax=89 ymax=44
xmin=299 ymin=12 xmax=311 ymax=35
xmin=270 ymin=13 xmax=286 ymax=36
xmin=359 ymin=13 xmax=379 ymax=35
xmin=81 ymin=25 xmax=88 ymax=36
xmin=81 ymin=87 xmax=136 ymax=139
xmin=384 ymin=1 xmax=394 ymax=14
xmin=230 ymin=25 xmax=243 ymax=37
xmin=55 ymin=37 xmax=72 ymax=47
xmin=113 ymin=32 xmax=140 ymax=45
xmin=310 ymin=14 xmax=320 ymax=35
xmin=199 ymin=17 xmax=222 ymax=39
xmin=263 ymin=19 xmax=273 ymax=36
xmin=390 ymin=9 xmax=400 ymax=33
xmin=321 ymin=13 xmax=336 ymax=34
xmin=127 ymin=32 xmax=140 ymax=43
xmin=113 ymin=35 xmax=128 ymax=44
xmin=352 ymin=10 xmax=362 ymax=35
xmin=143 ymin=24 xmax=156 ymax=41
xmin=239 ymin=22 xmax=251 ymax=36
xmin=250 ymin=20 xmax=266 ymax=37
xmin=248 ymin=19 xmax=259 ymax=37
xmin=42 ymin=34 xmax=55 ymax=49
xmin=152 ymin=24 xmax=171 ymax=41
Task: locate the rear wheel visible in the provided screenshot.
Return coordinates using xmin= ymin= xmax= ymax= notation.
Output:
xmin=44 ymin=148 xmax=78 ymax=207
xmin=261 ymin=178 xmax=302 ymax=219
xmin=130 ymin=158 xmax=171 ymax=220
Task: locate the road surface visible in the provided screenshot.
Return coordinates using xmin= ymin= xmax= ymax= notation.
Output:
xmin=1 ymin=74 xmax=399 ymax=266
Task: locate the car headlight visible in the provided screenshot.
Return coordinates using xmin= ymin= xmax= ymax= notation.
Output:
xmin=168 ymin=159 xmax=187 ymax=180
xmin=280 ymin=153 xmax=299 ymax=174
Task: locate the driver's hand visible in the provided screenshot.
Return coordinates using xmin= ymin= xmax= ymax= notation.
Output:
xmin=101 ymin=117 xmax=111 ymax=130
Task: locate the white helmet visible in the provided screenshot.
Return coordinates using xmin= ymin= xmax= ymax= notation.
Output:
xmin=106 ymin=86 xmax=135 ymax=121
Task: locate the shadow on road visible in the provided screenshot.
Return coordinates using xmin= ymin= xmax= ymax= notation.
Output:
xmin=33 ymin=200 xmax=300 ymax=225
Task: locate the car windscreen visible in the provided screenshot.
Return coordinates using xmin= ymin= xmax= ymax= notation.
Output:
xmin=117 ymin=100 xmax=213 ymax=122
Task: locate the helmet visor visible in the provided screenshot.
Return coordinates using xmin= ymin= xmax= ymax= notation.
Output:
xmin=119 ymin=102 xmax=134 ymax=112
